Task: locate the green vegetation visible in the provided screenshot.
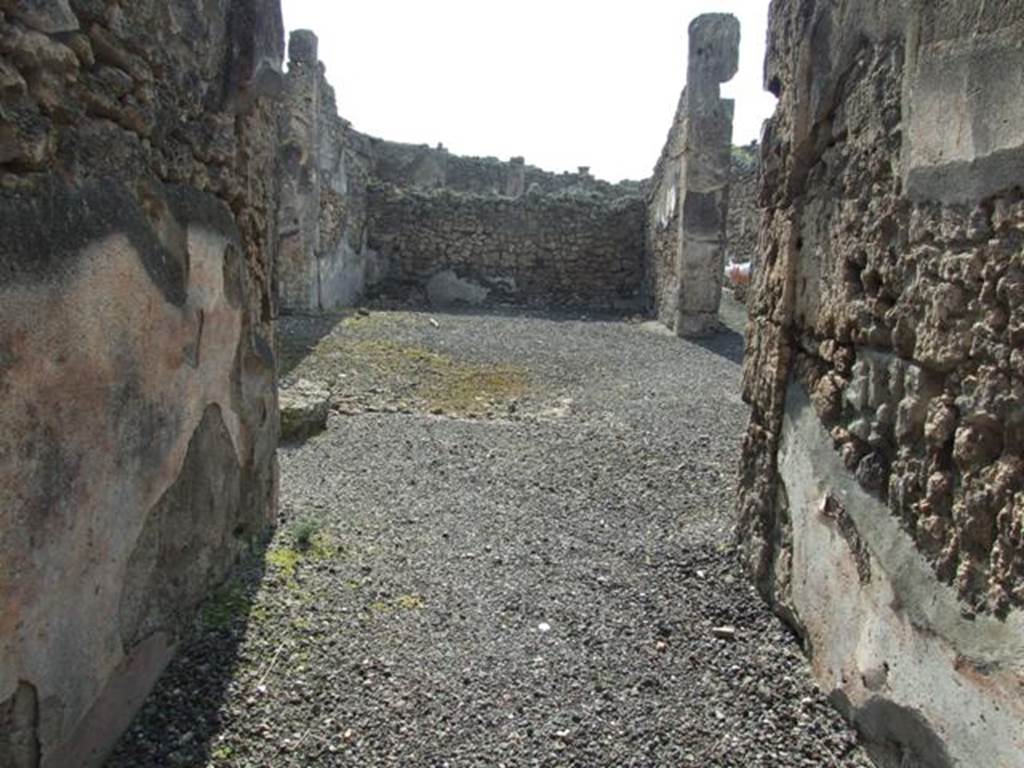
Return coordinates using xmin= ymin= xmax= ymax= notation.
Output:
xmin=368 ymin=593 xmax=425 ymax=615
xmin=211 ymin=745 xmax=234 ymax=760
xmin=395 ymin=593 xmax=425 ymax=610
xmin=292 ymin=517 xmax=321 ymax=550
xmin=731 ymin=144 xmax=759 ymax=172
xmin=291 ymin=330 xmax=528 ymax=417
xmin=266 ymin=522 xmax=340 ymax=581
xmin=199 ymin=580 xmax=253 ymax=630
xmin=266 ymin=546 xmax=301 ymax=579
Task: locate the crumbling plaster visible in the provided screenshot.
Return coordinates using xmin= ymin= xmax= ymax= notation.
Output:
xmin=0 ymin=1 xmax=283 ymax=765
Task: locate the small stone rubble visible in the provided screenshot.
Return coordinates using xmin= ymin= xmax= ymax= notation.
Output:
xmin=109 ymin=304 xmax=872 ymax=768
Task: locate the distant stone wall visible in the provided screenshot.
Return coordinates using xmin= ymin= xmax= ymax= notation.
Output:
xmin=739 ymin=1 xmax=1024 ymax=765
xmin=277 ymin=31 xmax=383 ymax=313
xmin=726 ymin=144 xmax=759 ymax=267
xmin=367 ymin=184 xmax=646 ymax=308
xmin=0 ymin=2 xmax=282 ymax=766
xmin=369 ymin=139 xmax=520 ymax=196
xmin=369 ymin=138 xmax=642 ymax=199
xmin=277 ymin=30 xmax=647 ymax=313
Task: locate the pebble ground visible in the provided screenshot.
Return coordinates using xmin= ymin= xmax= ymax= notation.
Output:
xmin=108 ymin=299 xmax=872 ymax=767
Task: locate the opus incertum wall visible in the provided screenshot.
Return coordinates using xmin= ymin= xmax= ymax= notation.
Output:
xmin=738 ymin=1 xmax=1024 ymax=765
xmin=277 ymin=20 xmax=748 ymax=326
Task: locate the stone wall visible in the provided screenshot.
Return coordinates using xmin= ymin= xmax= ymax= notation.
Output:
xmin=275 ymin=29 xmax=647 ymax=313
xmin=0 ymin=2 xmax=283 ymax=766
xmin=369 ymin=137 xmax=642 ymax=199
xmin=645 ymin=14 xmax=739 ymax=336
xmin=739 ymin=1 xmax=1024 ymax=765
xmin=727 ymin=143 xmax=759 ymax=267
xmin=277 ymin=31 xmax=382 ymax=314
xmin=367 ymin=183 xmax=646 ymax=308
xmin=369 ymin=139 xmax=522 ymax=197
xmin=646 ymin=89 xmax=686 ymax=328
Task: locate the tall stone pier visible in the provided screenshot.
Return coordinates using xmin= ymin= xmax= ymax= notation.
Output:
xmin=646 ymin=14 xmax=740 ymax=336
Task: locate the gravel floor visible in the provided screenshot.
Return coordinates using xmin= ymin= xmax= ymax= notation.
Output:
xmin=108 ymin=298 xmax=872 ymax=767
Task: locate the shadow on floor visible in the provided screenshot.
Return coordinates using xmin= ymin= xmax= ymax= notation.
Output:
xmin=690 ymin=325 xmax=745 ymax=366
xmin=691 ymin=291 xmax=748 ymax=365
xmin=276 ymin=311 xmax=349 ymax=379
xmin=280 ymin=300 xmax=750 ymax=376
xmin=105 ymin=541 xmax=271 ymax=767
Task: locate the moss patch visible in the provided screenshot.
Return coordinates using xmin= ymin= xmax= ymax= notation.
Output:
xmin=347 ymin=339 xmax=526 ymax=414
xmin=211 ymin=745 xmax=234 ymax=761
xmin=199 ymin=580 xmax=253 ymax=630
xmin=288 ymin=331 xmax=528 ymax=417
xmin=339 ymin=311 xmax=408 ymax=332
xmin=304 ymin=530 xmax=341 ymax=560
xmin=278 ymin=311 xmax=413 ymax=377
xmin=266 ymin=546 xmax=301 ymax=579
xmin=368 ymin=593 xmax=425 ymax=615
xmin=266 ymin=527 xmax=340 ymax=582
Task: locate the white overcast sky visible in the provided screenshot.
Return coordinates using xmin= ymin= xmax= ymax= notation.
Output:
xmin=280 ymin=1 xmax=776 ymax=182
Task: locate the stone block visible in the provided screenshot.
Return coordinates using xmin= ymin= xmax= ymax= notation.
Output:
xmin=7 ymin=0 xmax=79 ymax=34
xmin=280 ymin=379 xmax=331 ymax=441
xmin=904 ymin=25 xmax=1024 ymax=203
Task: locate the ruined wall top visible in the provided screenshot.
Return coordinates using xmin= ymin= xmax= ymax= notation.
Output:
xmin=281 ymin=30 xmax=643 ymax=201
xmin=687 ymin=14 xmax=740 ymax=105
xmin=289 ymin=29 xmax=319 ymax=66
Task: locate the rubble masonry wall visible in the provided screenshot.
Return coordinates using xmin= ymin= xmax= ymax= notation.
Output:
xmin=738 ymin=1 xmax=1024 ymax=764
xmin=277 ymin=30 xmax=647 ymax=313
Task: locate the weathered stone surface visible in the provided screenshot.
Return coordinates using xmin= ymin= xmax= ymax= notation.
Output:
xmin=0 ymin=682 xmax=39 ymax=768
xmin=370 ymin=137 xmax=641 ymax=199
xmin=6 ymin=0 xmax=78 ymax=34
xmin=726 ymin=142 xmax=759 ymax=295
xmin=426 ymin=269 xmax=490 ymax=307
xmin=778 ymin=384 xmax=1023 ymax=768
xmin=368 ymin=183 xmax=646 ymax=309
xmin=0 ymin=2 xmax=282 ymax=766
xmin=903 ymin=14 xmax=1024 ymax=204
xmin=739 ymin=0 xmax=1024 ymax=763
xmin=279 ymin=378 xmax=330 ymax=441
xmin=645 ymin=13 xmax=739 ymax=336
xmin=276 ymin=30 xmax=384 ymax=314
